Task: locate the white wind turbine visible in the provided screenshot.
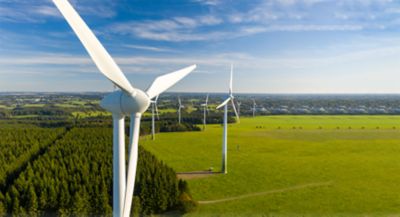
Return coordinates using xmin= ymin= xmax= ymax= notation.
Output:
xmin=178 ymin=96 xmax=184 ymax=124
xmin=52 ymin=1 xmax=196 ymax=217
xmin=200 ymin=94 xmax=209 ymax=130
xmin=150 ymin=95 xmax=160 ymax=140
xmin=216 ymin=64 xmax=239 ymax=174
xmin=237 ymin=101 xmax=241 ymax=116
xmin=252 ymin=99 xmax=257 ymax=117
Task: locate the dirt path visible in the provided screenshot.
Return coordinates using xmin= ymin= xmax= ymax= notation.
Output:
xmin=177 ymin=171 xmax=219 ymax=180
xmin=198 ymin=181 xmax=333 ymax=204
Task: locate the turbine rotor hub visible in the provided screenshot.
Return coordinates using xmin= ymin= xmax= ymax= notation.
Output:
xmin=100 ymin=90 xmax=150 ymax=115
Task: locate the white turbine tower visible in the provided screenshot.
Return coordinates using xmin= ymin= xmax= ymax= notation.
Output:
xmin=178 ymin=96 xmax=184 ymax=124
xmin=52 ymin=1 xmax=196 ymax=217
xmin=216 ymin=64 xmax=239 ymax=174
xmin=252 ymin=99 xmax=257 ymax=117
xmin=200 ymin=94 xmax=209 ymax=130
xmin=150 ymin=95 xmax=160 ymax=140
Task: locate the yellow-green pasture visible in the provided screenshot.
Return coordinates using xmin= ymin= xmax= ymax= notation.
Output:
xmin=142 ymin=116 xmax=400 ymax=216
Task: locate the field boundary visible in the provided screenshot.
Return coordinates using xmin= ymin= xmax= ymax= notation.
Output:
xmin=198 ymin=181 xmax=333 ymax=204
xmin=177 ymin=171 xmax=219 ymax=180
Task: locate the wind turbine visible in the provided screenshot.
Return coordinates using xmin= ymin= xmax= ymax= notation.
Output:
xmin=52 ymin=1 xmax=196 ymax=217
xmin=252 ymin=99 xmax=257 ymax=117
xmin=200 ymin=94 xmax=209 ymax=130
xmin=178 ymin=96 xmax=184 ymax=124
xmin=237 ymin=101 xmax=241 ymax=116
xmin=150 ymin=95 xmax=160 ymax=140
xmin=216 ymin=64 xmax=239 ymax=174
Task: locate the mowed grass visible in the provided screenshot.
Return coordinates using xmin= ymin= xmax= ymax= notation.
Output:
xmin=142 ymin=116 xmax=400 ymax=216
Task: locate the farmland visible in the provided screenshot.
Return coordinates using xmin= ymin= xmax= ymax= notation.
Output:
xmin=142 ymin=116 xmax=400 ymax=216
xmin=2 ymin=93 xmax=400 ymax=216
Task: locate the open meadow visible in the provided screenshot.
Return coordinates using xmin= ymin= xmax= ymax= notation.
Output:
xmin=142 ymin=116 xmax=400 ymax=216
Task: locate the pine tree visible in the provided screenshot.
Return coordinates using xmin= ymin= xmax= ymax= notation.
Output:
xmin=38 ymin=188 xmax=47 ymax=211
xmin=131 ymin=196 xmax=141 ymax=217
xmin=98 ymin=180 xmax=112 ymax=215
xmin=71 ymin=189 xmax=89 ymax=217
xmin=48 ymin=185 xmax=57 ymax=209
xmin=11 ymin=196 xmax=20 ymax=215
xmin=26 ymin=186 xmax=38 ymax=217
xmin=0 ymin=200 xmax=5 ymax=217
xmin=10 ymin=186 xmax=20 ymax=215
xmin=5 ymin=193 xmax=11 ymax=213
xmin=59 ymin=180 xmax=70 ymax=208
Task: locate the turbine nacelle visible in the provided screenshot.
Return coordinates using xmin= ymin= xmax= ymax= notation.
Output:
xmin=100 ymin=90 xmax=151 ymax=115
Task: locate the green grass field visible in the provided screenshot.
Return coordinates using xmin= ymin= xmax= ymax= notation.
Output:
xmin=142 ymin=116 xmax=400 ymax=216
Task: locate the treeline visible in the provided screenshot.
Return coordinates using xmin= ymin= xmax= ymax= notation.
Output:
xmin=74 ymin=117 xmax=203 ymax=134
xmin=11 ymin=106 xmax=69 ymax=117
xmin=0 ymin=128 xmax=64 ymax=189
xmin=0 ymin=128 xmax=195 ymax=217
xmin=139 ymin=120 xmax=201 ymax=135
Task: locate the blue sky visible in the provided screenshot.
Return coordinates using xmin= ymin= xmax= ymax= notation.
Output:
xmin=2 ymin=0 xmax=400 ymax=93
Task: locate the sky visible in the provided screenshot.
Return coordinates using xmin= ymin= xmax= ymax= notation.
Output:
xmin=2 ymin=0 xmax=400 ymax=93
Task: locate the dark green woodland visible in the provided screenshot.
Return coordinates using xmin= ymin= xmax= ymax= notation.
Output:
xmin=0 ymin=128 xmax=195 ymax=217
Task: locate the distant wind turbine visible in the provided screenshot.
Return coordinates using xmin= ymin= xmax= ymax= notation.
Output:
xmin=252 ymin=99 xmax=257 ymax=117
xmin=216 ymin=64 xmax=239 ymax=174
xmin=237 ymin=101 xmax=241 ymax=116
xmin=51 ymin=1 xmax=196 ymax=217
xmin=150 ymin=95 xmax=159 ymax=140
xmin=201 ymin=94 xmax=209 ymax=130
xmin=178 ymin=96 xmax=184 ymax=124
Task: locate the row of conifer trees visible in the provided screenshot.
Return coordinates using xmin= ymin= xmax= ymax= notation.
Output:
xmin=0 ymin=127 xmax=195 ymax=217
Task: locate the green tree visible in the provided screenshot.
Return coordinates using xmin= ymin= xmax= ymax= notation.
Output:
xmin=0 ymin=200 xmax=5 ymax=217
xmin=26 ymin=186 xmax=38 ymax=217
xmin=131 ymin=196 xmax=141 ymax=217
xmin=71 ymin=189 xmax=89 ymax=217
xmin=10 ymin=186 xmax=20 ymax=215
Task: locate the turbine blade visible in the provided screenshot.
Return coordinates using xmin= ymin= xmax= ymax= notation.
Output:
xmin=52 ymin=0 xmax=135 ymax=94
xmin=178 ymin=96 xmax=182 ymax=106
xmin=146 ymin=65 xmax=196 ymax=99
xmin=205 ymin=93 xmax=209 ymax=104
xmin=231 ymin=99 xmax=240 ymax=122
xmin=216 ymin=97 xmax=230 ymax=109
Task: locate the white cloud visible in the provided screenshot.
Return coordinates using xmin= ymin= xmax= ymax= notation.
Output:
xmin=33 ymin=6 xmax=61 ymax=18
xmin=123 ymin=44 xmax=175 ymax=53
xmin=3 ymin=36 xmax=400 ymax=92
xmin=0 ymin=5 xmax=62 ymax=23
xmin=192 ymin=0 xmax=221 ymax=6
xmin=0 ymin=0 xmax=117 ymax=23
xmin=110 ymin=15 xmax=225 ymax=42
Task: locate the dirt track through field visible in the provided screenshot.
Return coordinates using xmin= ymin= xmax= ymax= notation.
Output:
xmin=177 ymin=171 xmax=218 ymax=180
xmin=198 ymin=181 xmax=333 ymax=204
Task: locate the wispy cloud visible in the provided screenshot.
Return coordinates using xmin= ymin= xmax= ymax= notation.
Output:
xmin=3 ymin=35 xmax=400 ymax=92
xmin=106 ymin=0 xmax=400 ymax=42
xmin=3 ymin=37 xmax=400 ymax=74
xmin=0 ymin=5 xmax=62 ymax=23
xmin=0 ymin=0 xmax=117 ymax=23
xmin=110 ymin=15 xmax=225 ymax=42
xmin=122 ymin=44 xmax=175 ymax=53
xmin=192 ymin=0 xmax=221 ymax=6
